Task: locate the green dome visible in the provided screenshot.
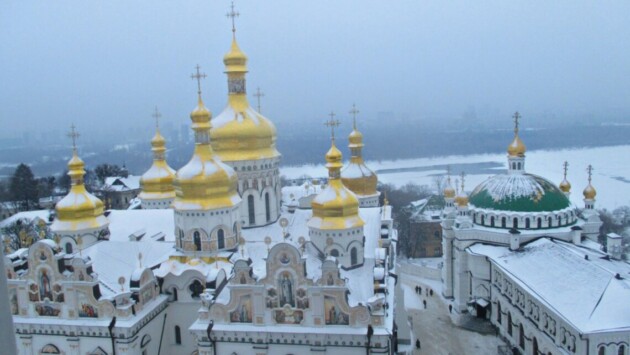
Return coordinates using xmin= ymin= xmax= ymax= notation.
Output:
xmin=469 ymin=173 xmax=570 ymax=212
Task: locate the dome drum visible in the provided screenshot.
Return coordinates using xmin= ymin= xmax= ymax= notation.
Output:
xmin=470 ymin=207 xmax=578 ymax=230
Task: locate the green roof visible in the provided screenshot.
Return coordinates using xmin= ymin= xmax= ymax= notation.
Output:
xmin=469 ymin=173 xmax=570 ymax=212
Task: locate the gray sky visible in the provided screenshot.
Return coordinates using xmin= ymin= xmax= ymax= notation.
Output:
xmin=1 ymin=1 xmax=629 ymax=141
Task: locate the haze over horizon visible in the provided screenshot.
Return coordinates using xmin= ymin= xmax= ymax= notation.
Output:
xmin=1 ymin=1 xmax=629 ymax=144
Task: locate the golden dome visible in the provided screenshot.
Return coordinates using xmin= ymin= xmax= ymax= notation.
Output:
xmin=507 ymin=112 xmax=526 ymax=157
xmin=559 ymin=179 xmax=571 ymax=193
xmin=309 ymin=140 xmax=364 ymax=230
xmin=210 ymin=37 xmax=280 ymax=162
xmin=53 ymin=151 xmax=107 ymax=231
xmin=583 ymin=184 xmax=596 ymax=200
xmin=444 ymin=183 xmax=456 ymax=199
xmin=139 ymin=128 xmax=176 ymax=201
xmin=455 ymin=192 xmax=469 ymax=207
xmin=341 ymin=124 xmax=377 ymax=196
xmin=174 ymin=97 xmax=241 ymax=210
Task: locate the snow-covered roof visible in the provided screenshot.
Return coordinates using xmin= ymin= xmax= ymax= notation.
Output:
xmin=469 ymin=238 xmax=630 ymax=333
xmin=0 ymin=210 xmax=50 ymax=228
xmin=107 ymin=209 xmax=175 ymax=242
xmin=104 ymin=176 xmax=141 ymax=191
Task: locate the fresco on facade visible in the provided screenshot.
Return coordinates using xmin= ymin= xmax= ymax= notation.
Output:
xmin=230 ymin=295 xmax=252 ymax=323
xmin=35 ymin=301 xmax=61 ymax=317
xmin=274 ymin=309 xmax=304 ymax=324
xmin=9 ymin=288 xmax=18 ymax=315
xmin=78 ymin=292 xmax=98 ymax=318
xmin=278 ymin=272 xmax=295 ymax=307
xmin=39 ymin=269 xmax=53 ymax=301
xmin=29 ymin=283 xmax=39 ymax=302
xmin=325 ymin=296 xmax=349 ymax=325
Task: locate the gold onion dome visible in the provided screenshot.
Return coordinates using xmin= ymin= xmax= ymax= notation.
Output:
xmin=507 ymin=113 xmax=526 ymax=157
xmin=443 ymin=182 xmax=456 ymax=199
xmin=341 ymin=126 xmax=378 ymax=196
xmin=54 ymin=151 xmax=107 ymax=229
xmin=559 ymin=179 xmax=571 ymax=193
xmin=174 ymin=97 xmax=240 ymax=210
xmin=210 ymin=37 xmax=280 ymax=162
xmin=455 ymin=191 xmax=469 ymax=207
xmin=583 ymin=184 xmax=596 ymax=200
xmin=139 ymin=126 xmax=176 ymax=200
xmin=310 ymin=139 xmax=364 ymax=230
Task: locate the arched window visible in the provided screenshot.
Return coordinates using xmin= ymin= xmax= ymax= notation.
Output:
xmin=537 ymin=218 xmax=542 ymax=228
xmin=548 ymin=216 xmax=553 ymax=227
xmin=599 ymin=346 xmax=606 ymax=355
xmin=525 ymin=218 xmax=530 ymax=229
xmin=193 ymin=231 xmax=201 ymax=251
xmin=490 ymin=216 xmax=495 ymax=227
xmin=170 ymin=287 xmax=178 ymax=301
xmin=481 ymin=215 xmax=485 ymax=225
xmin=519 ymin=324 xmax=525 ymax=349
xmin=508 ymin=312 xmax=513 ymax=336
xmin=512 ymin=162 xmax=516 ymax=170
xmin=175 ymin=325 xmax=181 ymax=345
xmin=41 ymin=344 xmax=61 ymax=354
xmin=501 ymin=217 xmax=506 ymax=228
xmin=217 ymin=229 xmax=225 ymax=249
xmin=330 ymin=249 xmax=339 ymax=257
xmin=533 ymin=337 xmax=538 ymax=355
xmin=517 ymin=162 xmax=521 ymax=170
xmin=496 ymin=302 xmax=502 ymax=324
xmin=248 ymin=195 xmax=255 ymax=225
xmin=189 ymin=280 xmax=204 ymax=299
xmin=351 ymin=247 xmax=358 ymax=265
xmin=65 ymin=242 xmax=73 ymax=254
xmin=265 ymin=192 xmax=271 ymax=222
xmin=619 ymin=345 xmax=626 ymax=355
xmin=513 ymin=217 xmax=519 ymax=229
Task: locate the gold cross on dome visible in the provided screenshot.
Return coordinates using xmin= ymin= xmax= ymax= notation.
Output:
xmin=324 ymin=112 xmax=340 ymax=140
xmin=254 ymin=87 xmax=265 ymax=113
xmin=513 ymin=111 xmax=521 ymax=134
xmin=587 ymin=164 xmax=594 ymax=183
xmin=190 ymin=64 xmax=207 ymax=96
xmin=226 ymin=1 xmax=239 ymax=34
xmin=152 ymin=106 xmax=162 ymax=129
xmin=67 ymin=124 xmax=80 ymax=151
xmin=349 ymin=104 xmax=359 ymax=129
xmin=562 ymin=161 xmax=569 ymax=179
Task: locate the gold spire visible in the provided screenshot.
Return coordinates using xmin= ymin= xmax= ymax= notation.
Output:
xmin=174 ymin=66 xmax=240 ymax=210
xmin=310 ymin=114 xmax=363 ymax=230
xmin=53 ymin=125 xmax=107 ymax=231
xmin=559 ymin=161 xmax=572 ymax=193
xmin=507 ymin=111 xmax=526 ymax=157
xmin=455 ymin=172 xmax=469 ymax=207
xmin=341 ymin=104 xmax=378 ymax=196
xmin=140 ymin=107 xmax=176 ymax=202
xmin=443 ymin=165 xmax=456 ymax=198
xmin=583 ymin=164 xmax=597 ymax=200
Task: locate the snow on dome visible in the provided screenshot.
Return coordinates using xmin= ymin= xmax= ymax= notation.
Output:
xmin=469 ymin=173 xmax=570 ymax=212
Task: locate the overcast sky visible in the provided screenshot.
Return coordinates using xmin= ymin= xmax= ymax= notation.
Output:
xmin=1 ymin=1 xmax=629 ymax=141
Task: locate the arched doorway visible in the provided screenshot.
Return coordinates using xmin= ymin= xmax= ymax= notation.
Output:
xmin=193 ymin=231 xmax=201 ymax=251
xmin=351 ymin=247 xmax=358 ymax=265
xmin=217 ymin=229 xmax=225 ymax=249
xmin=248 ymin=195 xmax=255 ymax=225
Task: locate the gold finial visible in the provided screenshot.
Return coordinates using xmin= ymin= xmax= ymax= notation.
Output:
xmin=152 ymin=106 xmax=162 ymax=130
xmin=254 ymin=87 xmax=265 ymax=113
xmin=460 ymin=172 xmax=466 ymax=192
xmin=563 ymin=161 xmax=569 ymax=180
xmin=324 ymin=112 xmax=340 ymax=141
xmin=67 ymin=124 xmax=80 ymax=152
xmin=513 ymin=111 xmax=521 ymax=135
xmin=226 ymin=1 xmax=239 ymax=36
xmin=349 ymin=104 xmax=359 ymax=130
xmin=190 ymin=64 xmax=207 ymax=97
xmin=587 ymin=164 xmax=593 ymax=184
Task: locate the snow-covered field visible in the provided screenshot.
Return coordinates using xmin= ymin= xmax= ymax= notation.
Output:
xmin=281 ymin=145 xmax=630 ymax=210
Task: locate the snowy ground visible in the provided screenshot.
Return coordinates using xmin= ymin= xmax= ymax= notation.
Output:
xmin=281 ymin=145 xmax=630 ymax=210
xmin=399 ymin=267 xmax=505 ymax=355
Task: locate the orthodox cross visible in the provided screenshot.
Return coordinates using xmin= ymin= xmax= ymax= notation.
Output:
xmin=587 ymin=164 xmax=593 ymax=184
xmin=254 ymin=87 xmax=265 ymax=113
xmin=445 ymin=165 xmax=452 ymax=184
xmin=152 ymin=106 xmax=162 ymax=129
xmin=513 ymin=111 xmax=521 ymax=134
xmin=349 ymin=104 xmax=359 ymax=129
xmin=562 ymin=161 xmax=569 ymax=180
xmin=226 ymin=1 xmax=239 ymax=34
xmin=460 ymin=171 xmax=466 ymax=192
xmin=67 ymin=124 xmax=80 ymax=151
xmin=324 ymin=112 xmax=340 ymax=140
xmin=191 ymin=64 xmax=207 ymax=96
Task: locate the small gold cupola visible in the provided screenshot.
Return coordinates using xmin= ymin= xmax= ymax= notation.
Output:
xmin=173 ymin=66 xmax=240 ymax=210
xmin=454 ymin=172 xmax=469 ymax=208
xmin=583 ymin=164 xmax=597 ymax=200
xmin=341 ymin=104 xmax=378 ymax=199
xmin=309 ymin=113 xmax=364 ymax=230
xmin=559 ymin=161 xmax=571 ymax=196
xmin=139 ymin=107 xmax=176 ymax=208
xmin=443 ymin=165 xmax=456 ymax=199
xmin=210 ymin=4 xmax=279 ymax=162
xmin=507 ymin=111 xmax=526 ymax=157
xmin=52 ymin=125 xmax=108 ymax=234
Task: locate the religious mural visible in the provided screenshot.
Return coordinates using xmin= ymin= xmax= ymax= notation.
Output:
xmin=39 ymin=269 xmax=53 ymax=301
xmin=78 ymin=292 xmax=98 ymax=318
xmin=274 ymin=307 xmax=304 ymax=324
xmin=35 ymin=300 xmax=61 ymax=317
xmin=230 ymin=295 xmax=252 ymax=323
xmin=325 ymin=296 xmax=349 ymax=325
xmin=9 ymin=288 xmax=18 ymax=315
xmin=278 ymin=272 xmax=294 ymax=307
